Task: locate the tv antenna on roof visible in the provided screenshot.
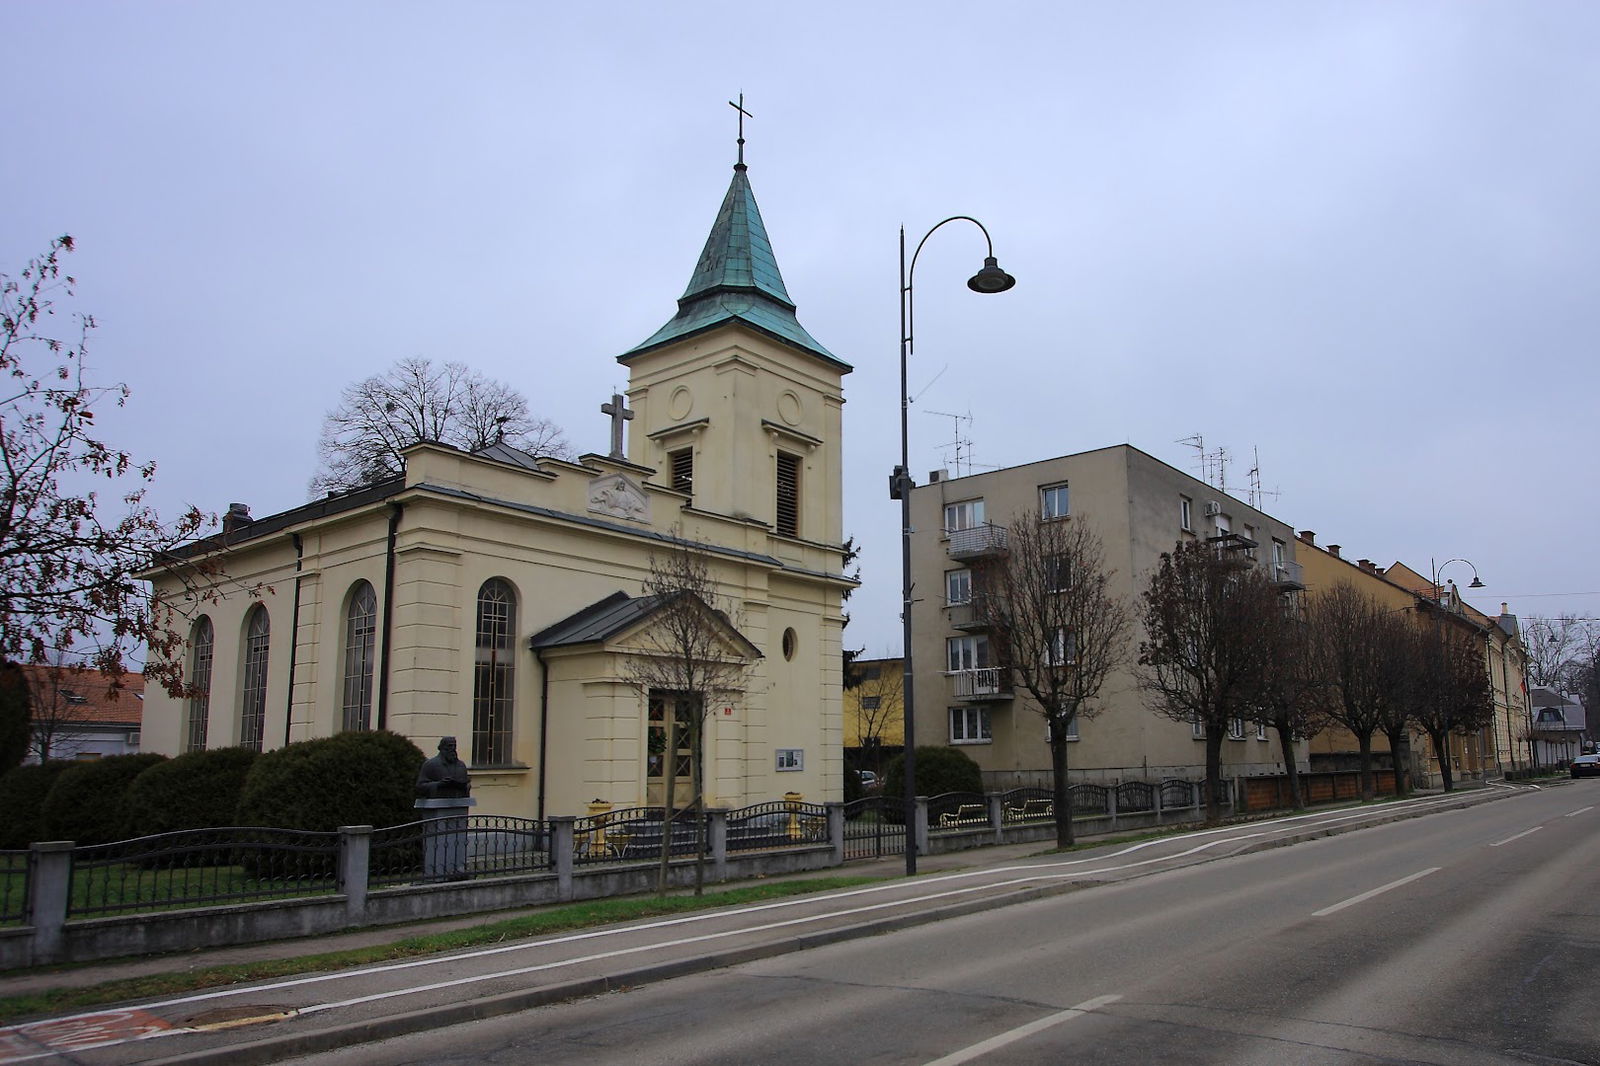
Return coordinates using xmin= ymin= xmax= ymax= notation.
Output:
xmin=1246 ymin=446 xmax=1282 ymax=510
xmin=926 ymin=409 xmax=985 ymax=478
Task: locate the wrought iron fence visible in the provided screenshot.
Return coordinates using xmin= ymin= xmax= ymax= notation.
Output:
xmin=368 ymin=816 xmax=552 ymax=887
xmin=928 ymin=791 xmax=989 ymax=831
xmin=725 ymin=800 xmax=827 ymax=855
xmin=0 ymin=850 xmax=28 ymax=925
xmin=574 ymin=806 xmax=704 ymax=865
xmin=1070 ymin=783 xmax=1109 ymax=816
xmin=68 ymin=827 xmax=340 ymax=918
xmin=842 ymin=796 xmax=906 ymax=860
xmin=1160 ymin=778 xmax=1199 ymax=811
xmin=1000 ymin=787 xmax=1054 ymax=824
xmin=1115 ymin=781 xmax=1155 ymax=813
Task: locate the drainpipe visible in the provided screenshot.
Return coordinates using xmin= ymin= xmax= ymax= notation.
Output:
xmin=283 ymin=532 xmax=304 ymax=748
xmin=534 ymin=645 xmax=550 ymax=821
xmin=377 ymin=502 xmax=403 ymax=731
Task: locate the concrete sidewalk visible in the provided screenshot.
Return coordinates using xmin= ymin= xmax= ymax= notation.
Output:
xmin=0 ymin=837 xmax=1057 ymax=1003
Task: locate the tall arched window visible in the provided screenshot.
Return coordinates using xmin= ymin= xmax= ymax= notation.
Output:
xmin=341 ymin=581 xmax=378 ymax=731
xmin=472 ymin=579 xmax=515 ymax=765
xmin=240 ymin=605 xmax=270 ymax=751
xmin=185 ymin=616 xmax=213 ymax=753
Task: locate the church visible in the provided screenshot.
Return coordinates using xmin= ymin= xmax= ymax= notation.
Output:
xmin=141 ymin=140 xmax=855 ymax=819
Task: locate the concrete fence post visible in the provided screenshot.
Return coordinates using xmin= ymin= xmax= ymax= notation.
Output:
xmin=706 ymin=808 xmax=729 ymax=882
xmin=913 ymin=797 xmax=930 ymax=859
xmin=1108 ymin=785 xmax=1120 ymax=831
xmin=338 ymin=826 xmax=372 ymax=926
xmin=1154 ymin=782 xmax=1165 ymax=825
xmin=28 ymin=841 xmax=74 ymax=966
xmin=551 ymin=817 xmax=575 ymax=901
xmin=825 ymin=802 xmax=845 ymax=866
xmin=986 ymin=794 xmax=1005 ymax=845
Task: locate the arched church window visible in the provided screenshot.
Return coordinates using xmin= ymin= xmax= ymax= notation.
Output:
xmin=240 ymin=605 xmax=270 ymax=751
xmin=341 ymin=581 xmax=377 ymax=731
xmin=473 ymin=579 xmax=516 ymax=765
xmin=186 ymin=616 xmax=213 ymax=753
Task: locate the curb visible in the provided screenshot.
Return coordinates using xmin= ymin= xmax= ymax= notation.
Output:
xmin=134 ymin=786 xmax=1527 ymax=1065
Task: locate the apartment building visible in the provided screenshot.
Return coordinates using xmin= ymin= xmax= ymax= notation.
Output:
xmin=906 ymin=444 xmax=1307 ymax=788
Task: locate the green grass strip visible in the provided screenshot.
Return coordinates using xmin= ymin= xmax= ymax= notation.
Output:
xmin=0 ymin=876 xmax=878 ymax=1023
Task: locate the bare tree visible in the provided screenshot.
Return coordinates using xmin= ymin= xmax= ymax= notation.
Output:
xmin=623 ymin=539 xmax=755 ymax=895
xmin=973 ymin=512 xmax=1128 ymax=846
xmin=1243 ymin=597 xmax=1325 ymax=808
xmin=1411 ymin=624 xmax=1495 ymax=792
xmin=848 ymin=659 xmax=902 ymax=779
xmin=309 ymin=357 xmax=571 ymax=496
xmin=1137 ymin=541 xmax=1278 ymax=822
xmin=1 ymin=236 xmax=207 ymax=693
xmin=25 ymin=657 xmax=101 ymax=762
xmin=1306 ymin=585 xmax=1410 ymax=800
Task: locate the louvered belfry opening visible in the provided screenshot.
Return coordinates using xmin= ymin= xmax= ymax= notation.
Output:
xmin=775 ymin=452 xmax=800 ymax=537
xmin=670 ymin=447 xmax=694 ymax=497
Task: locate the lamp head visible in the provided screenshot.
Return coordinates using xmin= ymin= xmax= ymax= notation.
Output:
xmin=967 ymin=256 xmax=1016 ymax=294
xmin=1468 ymin=576 xmax=1485 ymax=588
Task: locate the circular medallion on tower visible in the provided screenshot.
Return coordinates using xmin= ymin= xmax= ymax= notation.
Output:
xmin=777 ymin=389 xmax=803 ymax=427
xmin=668 ymin=386 xmax=694 ymax=421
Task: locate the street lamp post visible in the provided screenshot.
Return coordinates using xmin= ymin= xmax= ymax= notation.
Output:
xmin=1426 ymin=557 xmax=1485 ymax=781
xmin=891 ymin=217 xmax=1014 ymax=877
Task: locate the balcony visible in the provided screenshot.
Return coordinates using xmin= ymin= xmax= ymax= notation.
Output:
xmin=947 ymin=523 xmax=1009 ymax=560
xmin=945 ymin=597 xmax=992 ymax=632
xmin=950 ymin=667 xmax=1012 ymax=702
xmin=1270 ymin=560 xmax=1305 ymax=591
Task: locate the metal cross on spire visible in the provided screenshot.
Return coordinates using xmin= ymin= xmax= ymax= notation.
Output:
xmin=729 ymin=93 xmax=752 ymax=168
xmin=601 ymin=391 xmax=634 ymax=459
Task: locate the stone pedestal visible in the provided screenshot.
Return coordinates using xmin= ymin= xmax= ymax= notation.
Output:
xmin=414 ymin=797 xmax=477 ymax=881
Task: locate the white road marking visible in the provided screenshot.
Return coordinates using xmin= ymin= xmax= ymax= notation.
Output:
xmin=1312 ymin=868 xmax=1440 ymax=917
xmin=1489 ymin=827 xmax=1542 ymax=847
xmin=920 ymin=994 xmax=1121 ymax=1065
xmin=1 ymin=791 xmax=1494 ymax=1061
xmin=1565 ymin=806 xmax=1594 ymax=817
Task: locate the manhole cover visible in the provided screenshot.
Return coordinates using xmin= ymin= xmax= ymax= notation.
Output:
xmin=182 ymin=1005 xmax=294 ymax=1030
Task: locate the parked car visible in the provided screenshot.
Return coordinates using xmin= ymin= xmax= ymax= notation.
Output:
xmin=858 ymin=771 xmax=879 ymax=791
xmin=1570 ymin=754 xmax=1600 ymax=779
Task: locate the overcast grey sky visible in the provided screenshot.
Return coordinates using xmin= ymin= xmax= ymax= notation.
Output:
xmin=5 ymin=1 xmax=1596 ymax=657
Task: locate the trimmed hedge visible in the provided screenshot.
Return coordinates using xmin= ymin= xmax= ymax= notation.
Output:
xmin=0 ymin=762 xmax=73 ymax=848
xmin=236 ymin=731 xmax=425 ymax=832
xmin=0 ymin=666 xmax=31 ymax=773
xmin=124 ymin=746 xmax=260 ymax=836
xmin=882 ymin=745 xmax=984 ymax=800
xmin=39 ymin=753 xmax=168 ymax=845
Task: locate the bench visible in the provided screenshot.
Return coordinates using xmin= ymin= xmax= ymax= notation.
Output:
xmin=938 ymin=803 xmax=987 ymax=828
xmin=1005 ymin=798 xmax=1053 ymax=820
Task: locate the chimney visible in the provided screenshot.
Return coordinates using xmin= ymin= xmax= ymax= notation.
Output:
xmin=1501 ymin=602 xmax=1509 ymax=614
xmin=1298 ymin=530 xmax=1315 ymax=546
xmin=1358 ymin=559 xmax=1375 ymax=573
xmin=223 ymin=502 xmax=253 ymax=533
xmin=1327 ymin=544 xmax=1341 ymax=558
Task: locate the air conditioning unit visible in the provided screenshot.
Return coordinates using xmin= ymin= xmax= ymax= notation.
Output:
xmin=1204 ymin=501 xmax=1222 ymax=517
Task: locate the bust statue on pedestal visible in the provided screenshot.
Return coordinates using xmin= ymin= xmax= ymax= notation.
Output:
xmin=415 ymin=736 xmax=472 ymax=800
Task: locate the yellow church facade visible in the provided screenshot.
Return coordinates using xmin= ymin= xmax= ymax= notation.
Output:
xmin=142 ymin=152 xmax=855 ymax=819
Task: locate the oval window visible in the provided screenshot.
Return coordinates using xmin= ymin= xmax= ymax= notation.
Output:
xmin=781 ymin=627 xmax=797 ymax=661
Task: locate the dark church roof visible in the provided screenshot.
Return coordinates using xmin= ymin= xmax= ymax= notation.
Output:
xmin=529 ymin=589 xmax=761 ymax=659
xmin=622 ymin=162 xmax=848 ymax=372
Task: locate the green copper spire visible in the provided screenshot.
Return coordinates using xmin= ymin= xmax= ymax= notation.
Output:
xmin=623 ymin=162 xmax=847 ymax=370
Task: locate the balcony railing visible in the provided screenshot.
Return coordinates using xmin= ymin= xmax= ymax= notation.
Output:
xmin=945 ymin=598 xmax=992 ymax=631
xmin=950 ymin=667 xmax=1011 ymax=700
xmin=947 ymin=523 xmax=1008 ymax=559
xmin=1271 ymin=560 xmax=1305 ymax=590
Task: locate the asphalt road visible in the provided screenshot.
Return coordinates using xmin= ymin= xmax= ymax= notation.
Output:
xmin=287 ymin=783 xmax=1600 ymax=1066
xmin=11 ymin=783 xmax=1594 ymax=1065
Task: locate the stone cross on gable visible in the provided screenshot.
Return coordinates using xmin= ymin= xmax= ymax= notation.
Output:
xmin=601 ymin=392 xmax=633 ymax=459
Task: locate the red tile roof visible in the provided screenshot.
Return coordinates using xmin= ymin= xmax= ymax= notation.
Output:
xmin=14 ymin=665 xmax=144 ymax=726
